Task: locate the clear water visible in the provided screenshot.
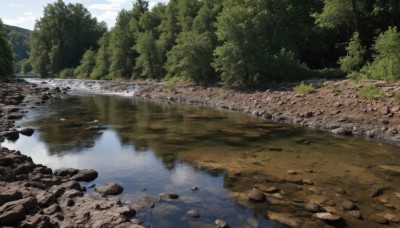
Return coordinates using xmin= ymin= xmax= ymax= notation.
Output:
xmin=2 ymin=93 xmax=400 ymax=227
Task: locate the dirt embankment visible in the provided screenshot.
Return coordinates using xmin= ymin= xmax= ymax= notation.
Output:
xmin=134 ymin=79 xmax=400 ymax=146
xmin=0 ymin=80 xmax=141 ymax=227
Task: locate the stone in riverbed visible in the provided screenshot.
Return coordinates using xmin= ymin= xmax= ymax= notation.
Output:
xmin=383 ymin=213 xmax=400 ymax=223
xmin=1 ymin=131 xmax=19 ymax=141
xmin=248 ymin=189 xmax=266 ymax=202
xmin=312 ymin=212 xmax=341 ymax=221
xmin=267 ymin=211 xmax=301 ymax=227
xmin=0 ymin=190 xmax=22 ymax=206
xmin=167 ymin=193 xmax=179 ymax=199
xmin=341 ymin=199 xmax=356 ymax=210
xmin=215 ymin=219 xmax=229 ymax=228
xmin=0 ymin=197 xmax=38 ymax=226
xmin=95 ymin=183 xmax=124 ymax=195
xmin=54 ymin=168 xmax=79 ymax=177
xmin=71 ymin=169 xmax=98 ymax=182
xmin=186 ymin=210 xmax=200 ymax=218
xmin=18 ymin=128 xmax=34 ymax=136
xmin=254 ymin=184 xmax=279 ymax=193
xmin=347 ymin=210 xmax=362 ymax=219
xmin=369 ymin=215 xmax=388 ymax=224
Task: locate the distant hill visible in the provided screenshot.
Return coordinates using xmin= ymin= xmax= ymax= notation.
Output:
xmin=4 ymin=24 xmax=31 ymax=62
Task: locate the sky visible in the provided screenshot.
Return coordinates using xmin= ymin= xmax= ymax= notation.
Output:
xmin=1 ymin=0 xmax=169 ymax=30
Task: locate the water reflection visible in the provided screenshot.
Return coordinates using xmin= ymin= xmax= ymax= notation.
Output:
xmin=3 ymin=94 xmax=400 ymax=227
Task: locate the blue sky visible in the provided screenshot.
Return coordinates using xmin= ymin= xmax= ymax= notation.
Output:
xmin=1 ymin=0 xmax=169 ymax=30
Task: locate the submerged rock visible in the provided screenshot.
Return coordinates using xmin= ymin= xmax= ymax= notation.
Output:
xmin=186 ymin=210 xmax=200 ymax=218
xmin=95 ymin=183 xmax=124 ymax=195
xmin=18 ymin=128 xmax=34 ymax=136
xmin=248 ymin=189 xmax=265 ymax=202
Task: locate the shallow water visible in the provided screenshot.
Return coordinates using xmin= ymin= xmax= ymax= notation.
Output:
xmin=2 ymin=93 xmax=400 ymax=227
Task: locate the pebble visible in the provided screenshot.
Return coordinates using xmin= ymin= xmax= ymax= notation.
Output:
xmin=348 ymin=210 xmax=362 ymax=219
xmin=302 ymin=179 xmax=313 ymax=185
xmin=313 ymin=212 xmax=341 ymax=221
xmin=215 ymin=219 xmax=229 ymax=228
xmin=186 ymin=210 xmax=200 ymax=218
xmin=248 ymin=189 xmax=265 ymax=202
xmin=287 ymin=170 xmax=297 ymax=175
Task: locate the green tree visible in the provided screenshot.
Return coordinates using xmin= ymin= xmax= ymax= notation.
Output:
xmin=30 ymin=0 xmax=106 ymax=77
xmin=134 ymin=31 xmax=162 ymax=79
xmin=362 ymin=27 xmax=400 ymax=81
xmin=339 ymin=32 xmax=365 ymax=73
xmin=74 ymin=49 xmax=96 ymax=78
xmin=90 ymin=32 xmax=111 ymax=79
xmin=0 ymin=19 xmax=14 ymax=77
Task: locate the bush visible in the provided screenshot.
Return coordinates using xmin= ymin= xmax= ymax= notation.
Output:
xmin=294 ymin=82 xmax=315 ymax=94
xmin=358 ymin=84 xmax=383 ymax=100
xmin=362 ymin=27 xmax=400 ymax=81
xmin=393 ymin=91 xmax=400 ymax=100
xmin=339 ymin=32 xmax=365 ymax=74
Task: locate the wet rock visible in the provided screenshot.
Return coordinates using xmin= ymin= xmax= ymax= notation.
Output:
xmin=167 ymin=193 xmax=179 ymax=199
xmin=248 ymin=189 xmax=265 ymax=202
xmin=95 ymin=183 xmax=124 ymax=195
xmin=312 ymin=212 xmax=341 ymax=221
xmin=19 ymin=128 xmax=34 ymax=136
xmin=267 ymin=211 xmax=301 ymax=228
xmin=115 ymin=205 xmax=136 ymax=217
xmin=71 ymin=169 xmax=98 ymax=182
xmin=186 ymin=209 xmax=200 ymax=218
xmin=2 ymin=130 xmax=19 ymax=141
xmin=215 ymin=219 xmax=229 ymax=228
xmin=191 ymin=185 xmax=199 ymax=191
xmin=369 ymin=215 xmax=388 ymax=224
xmin=131 ymin=218 xmax=143 ymax=225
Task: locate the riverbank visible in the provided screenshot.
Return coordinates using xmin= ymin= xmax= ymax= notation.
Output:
xmin=134 ymin=79 xmax=400 ymax=146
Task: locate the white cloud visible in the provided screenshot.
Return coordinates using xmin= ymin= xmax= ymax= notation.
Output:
xmin=8 ymin=4 xmax=23 ymax=7
xmin=89 ymin=0 xmax=128 ymax=11
xmin=96 ymin=10 xmax=118 ymax=21
xmin=3 ymin=16 xmax=36 ymax=26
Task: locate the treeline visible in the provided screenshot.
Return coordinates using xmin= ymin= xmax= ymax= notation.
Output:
xmin=4 ymin=24 xmax=32 ymax=74
xmin=0 ymin=19 xmax=14 ymax=77
xmin=28 ymin=0 xmax=400 ymax=86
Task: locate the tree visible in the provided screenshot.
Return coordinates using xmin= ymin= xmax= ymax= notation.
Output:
xmin=362 ymin=27 xmax=400 ymax=81
xmin=90 ymin=32 xmax=111 ymax=79
xmin=0 ymin=19 xmax=14 ymax=77
xmin=74 ymin=49 xmax=96 ymax=78
xmin=339 ymin=32 xmax=365 ymax=73
xmin=134 ymin=31 xmax=162 ymax=79
xmin=166 ymin=31 xmax=215 ymax=84
xmin=30 ymin=0 xmax=106 ymax=77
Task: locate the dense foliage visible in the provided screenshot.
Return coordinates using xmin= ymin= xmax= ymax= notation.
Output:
xmin=30 ymin=0 xmax=107 ymax=77
xmin=0 ymin=19 xmax=14 ymax=77
xmin=4 ymin=24 xmax=31 ymax=73
xmin=28 ymin=0 xmax=400 ymax=85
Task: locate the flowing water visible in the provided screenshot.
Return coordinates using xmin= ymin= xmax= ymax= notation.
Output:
xmin=2 ymin=79 xmax=400 ymax=227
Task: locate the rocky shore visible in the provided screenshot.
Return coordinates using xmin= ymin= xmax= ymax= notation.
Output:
xmin=134 ymin=79 xmax=400 ymax=146
xmin=0 ymin=80 xmax=141 ymax=227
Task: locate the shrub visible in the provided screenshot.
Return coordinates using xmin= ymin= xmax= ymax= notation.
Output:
xmin=358 ymin=84 xmax=383 ymax=100
xmin=294 ymin=82 xmax=315 ymax=94
xmin=393 ymin=91 xmax=400 ymax=100
xmin=59 ymin=68 xmax=74 ymax=78
xmin=339 ymin=32 xmax=366 ymax=74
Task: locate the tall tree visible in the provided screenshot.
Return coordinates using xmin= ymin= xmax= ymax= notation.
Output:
xmin=90 ymin=32 xmax=111 ymax=79
xmin=74 ymin=49 xmax=96 ymax=78
xmin=0 ymin=19 xmax=14 ymax=77
xmin=30 ymin=0 xmax=106 ymax=77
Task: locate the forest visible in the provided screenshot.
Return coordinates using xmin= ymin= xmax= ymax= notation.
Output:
xmin=2 ymin=0 xmax=400 ymax=87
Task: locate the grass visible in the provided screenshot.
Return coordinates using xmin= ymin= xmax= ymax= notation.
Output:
xmin=294 ymin=82 xmax=315 ymax=94
xmin=393 ymin=91 xmax=400 ymax=100
xmin=358 ymin=84 xmax=383 ymax=100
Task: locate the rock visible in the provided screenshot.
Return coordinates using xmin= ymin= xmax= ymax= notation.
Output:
xmin=18 ymin=128 xmax=34 ymax=136
xmin=383 ymin=213 xmax=400 ymax=223
xmin=341 ymin=199 xmax=356 ymax=210
xmin=71 ymin=169 xmax=98 ymax=181
xmin=369 ymin=187 xmax=385 ymax=197
xmin=115 ymin=205 xmax=136 ymax=217
xmin=268 ymin=147 xmax=282 ymax=151
xmin=95 ymin=183 xmax=124 ymax=195
xmin=287 ymin=170 xmax=297 ymax=175
xmin=0 ymin=190 xmax=22 ymax=206
xmin=2 ymin=130 xmax=19 ymax=141
xmin=379 ymin=165 xmax=400 ymax=173
xmin=391 ymin=106 xmax=400 ymax=113
xmin=131 ymin=218 xmax=143 ymax=225
xmin=395 ymin=192 xmax=400 ymax=198
xmin=191 ymin=185 xmax=199 ymax=191
xmin=254 ymin=184 xmax=279 ymax=193
xmin=379 ymin=106 xmax=390 ymax=115
xmin=302 ymin=179 xmax=313 ymax=185
xmin=0 ymin=204 xmax=25 ymax=226
xmin=377 ymin=196 xmax=389 ymax=204
xmin=312 ymin=212 xmax=341 ymax=221
xmin=267 ymin=211 xmax=301 ymax=228
xmin=370 ymin=215 xmax=388 ymax=224
xmin=215 ymin=219 xmax=229 ymax=228
xmin=186 ymin=210 xmax=200 ymax=218
xmin=269 ymin=193 xmax=284 ymax=200
xmin=248 ymin=189 xmax=265 ymax=202
xmin=63 ymin=189 xmax=84 ymax=198
xmin=305 ymin=202 xmax=321 ymax=212
xmin=167 ymin=193 xmax=179 ymax=199
xmin=14 ymin=163 xmax=34 ymax=175
xmin=44 ymin=204 xmax=61 ymax=215
xmin=348 ymin=210 xmax=362 ymax=219
xmin=37 ymin=192 xmax=56 ymax=207
xmin=54 ymin=168 xmax=79 ymax=177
